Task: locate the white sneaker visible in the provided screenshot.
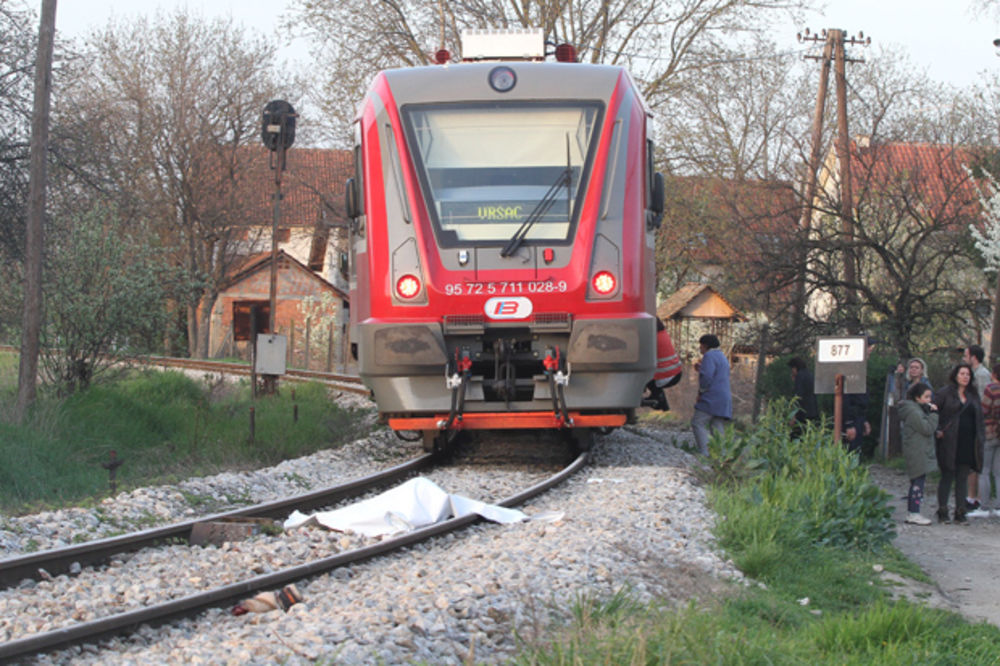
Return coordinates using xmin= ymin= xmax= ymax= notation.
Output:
xmin=905 ymin=512 xmax=932 ymax=525
xmin=967 ymin=508 xmax=991 ymax=518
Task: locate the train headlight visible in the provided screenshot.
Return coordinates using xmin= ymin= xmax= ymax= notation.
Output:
xmin=396 ymin=274 xmax=422 ymax=299
xmin=592 ymin=271 xmax=617 ymax=295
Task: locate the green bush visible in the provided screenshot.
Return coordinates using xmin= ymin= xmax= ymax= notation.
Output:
xmin=0 ymin=370 xmax=372 ymax=512
xmin=711 ymin=402 xmax=895 ymax=553
xmin=518 ymin=401 xmax=1000 ymax=666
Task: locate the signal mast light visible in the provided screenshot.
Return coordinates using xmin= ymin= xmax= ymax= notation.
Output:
xmin=592 ymin=271 xmax=616 ymax=295
xmin=396 ymin=274 xmax=422 ymax=299
xmin=554 ymin=43 xmax=577 ymax=62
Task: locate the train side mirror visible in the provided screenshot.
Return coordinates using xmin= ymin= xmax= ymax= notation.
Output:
xmin=345 ymin=178 xmax=359 ymax=219
xmin=648 ymin=172 xmax=664 ymax=230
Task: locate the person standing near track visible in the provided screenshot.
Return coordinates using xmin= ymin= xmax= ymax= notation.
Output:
xmin=972 ymin=363 xmax=1000 ymax=517
xmin=899 ymin=382 xmax=938 ymax=525
xmin=644 ymin=318 xmax=682 ymax=411
xmin=933 ymin=362 xmax=985 ymax=525
xmin=691 ymin=333 xmax=732 ymax=456
xmin=963 ymin=345 xmax=991 ymax=512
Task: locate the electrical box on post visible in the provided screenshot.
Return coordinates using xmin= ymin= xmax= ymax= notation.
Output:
xmin=256 ymin=334 xmax=287 ymax=376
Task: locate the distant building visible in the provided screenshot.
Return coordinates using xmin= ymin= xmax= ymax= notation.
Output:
xmin=205 ymin=147 xmax=354 ymax=367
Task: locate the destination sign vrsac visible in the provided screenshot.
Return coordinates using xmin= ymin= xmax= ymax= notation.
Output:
xmin=441 ymin=200 xmax=567 ymax=223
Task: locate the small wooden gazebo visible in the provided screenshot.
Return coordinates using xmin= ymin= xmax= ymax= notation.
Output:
xmin=656 ymin=282 xmax=746 ymax=360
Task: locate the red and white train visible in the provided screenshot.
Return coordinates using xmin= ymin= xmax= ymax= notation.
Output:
xmin=344 ymin=30 xmax=665 ymax=450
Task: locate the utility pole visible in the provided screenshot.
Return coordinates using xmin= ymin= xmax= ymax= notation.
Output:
xmin=797 ymin=27 xmax=869 ymax=335
xmin=794 ymin=28 xmax=833 ymax=333
xmin=16 ymin=0 xmax=57 ymax=420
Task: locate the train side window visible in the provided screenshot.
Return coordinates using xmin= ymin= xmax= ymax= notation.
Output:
xmin=645 ymin=139 xmax=655 ymax=209
xmin=353 ymin=144 xmax=365 ymax=217
xmin=646 ymin=140 xmax=664 ymax=230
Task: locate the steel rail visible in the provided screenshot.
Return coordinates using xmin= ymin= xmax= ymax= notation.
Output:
xmin=0 ymin=454 xmax=434 ymax=590
xmin=0 ymin=451 xmax=588 ymax=663
xmin=143 ymin=355 xmax=368 ymax=395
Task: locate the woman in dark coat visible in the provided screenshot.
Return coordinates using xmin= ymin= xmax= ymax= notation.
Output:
xmin=933 ymin=362 xmax=985 ymax=524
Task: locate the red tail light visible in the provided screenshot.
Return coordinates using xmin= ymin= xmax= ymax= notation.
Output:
xmin=396 ymin=274 xmax=422 ymax=299
xmin=592 ymin=271 xmax=616 ymax=295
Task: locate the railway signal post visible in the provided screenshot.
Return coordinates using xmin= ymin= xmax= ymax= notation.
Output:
xmin=259 ymin=100 xmax=297 ymax=395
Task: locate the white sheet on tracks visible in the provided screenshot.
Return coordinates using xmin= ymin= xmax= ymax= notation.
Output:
xmin=282 ymin=476 xmax=528 ymax=538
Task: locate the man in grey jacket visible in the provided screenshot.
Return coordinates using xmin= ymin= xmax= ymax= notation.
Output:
xmin=691 ymin=334 xmax=732 ymax=456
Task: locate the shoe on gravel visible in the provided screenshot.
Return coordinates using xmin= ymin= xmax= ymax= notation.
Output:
xmin=937 ymin=509 xmax=951 ymax=524
xmin=905 ymin=512 xmax=931 ymax=525
xmin=954 ymin=512 xmax=969 ymax=525
xmin=965 ymin=498 xmax=981 ymax=511
xmin=967 ymin=508 xmax=991 ymax=518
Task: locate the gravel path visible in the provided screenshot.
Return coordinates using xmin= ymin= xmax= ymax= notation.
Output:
xmin=1 ymin=424 xmax=740 ymax=665
xmin=867 ymin=463 xmax=1000 ymax=628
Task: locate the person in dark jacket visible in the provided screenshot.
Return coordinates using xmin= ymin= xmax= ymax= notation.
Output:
xmin=932 ymin=362 xmax=985 ymax=524
xmin=841 ymin=391 xmax=870 ymax=455
xmin=787 ymin=357 xmax=818 ymax=435
xmin=899 ymin=382 xmax=938 ymax=525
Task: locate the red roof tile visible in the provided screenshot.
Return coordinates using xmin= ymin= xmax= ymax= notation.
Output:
xmin=234 ymin=147 xmax=353 ymax=228
xmin=845 ymin=140 xmax=982 ymax=222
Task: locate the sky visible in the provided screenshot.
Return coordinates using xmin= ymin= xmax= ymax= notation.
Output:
xmin=51 ymin=0 xmax=1000 ymax=88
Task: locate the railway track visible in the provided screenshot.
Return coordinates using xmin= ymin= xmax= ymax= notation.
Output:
xmin=0 ymin=454 xmax=434 ymax=590
xmin=0 ymin=346 xmax=370 ymax=396
xmin=0 ymin=450 xmax=588 ymax=663
xmin=143 ymin=355 xmax=369 ymax=396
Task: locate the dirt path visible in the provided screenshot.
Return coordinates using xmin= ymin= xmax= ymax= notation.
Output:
xmin=868 ymin=464 xmax=1000 ymax=627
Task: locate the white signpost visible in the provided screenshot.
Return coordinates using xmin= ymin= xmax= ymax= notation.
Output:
xmin=815 ymin=336 xmax=867 ymax=395
xmin=815 ymin=335 xmax=868 ymax=442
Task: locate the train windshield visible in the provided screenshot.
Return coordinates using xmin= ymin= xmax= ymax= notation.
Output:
xmin=403 ymin=103 xmax=601 ymax=246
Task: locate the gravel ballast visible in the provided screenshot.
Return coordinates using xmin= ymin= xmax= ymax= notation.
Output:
xmin=2 ymin=424 xmax=742 ymax=664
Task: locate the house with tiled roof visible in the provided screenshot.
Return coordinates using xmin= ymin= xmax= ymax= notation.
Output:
xmin=208 ymin=250 xmax=350 ymax=367
xmin=231 ymin=147 xmax=353 ymax=282
xmin=817 ymin=137 xmax=982 ymax=220
xmin=205 ymin=147 xmax=355 ymax=367
xmin=806 ymin=136 xmax=989 ymax=331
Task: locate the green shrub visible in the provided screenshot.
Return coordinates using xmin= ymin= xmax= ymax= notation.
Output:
xmin=711 ymin=402 xmax=894 ymax=553
xmin=0 ymin=370 xmax=373 ymax=512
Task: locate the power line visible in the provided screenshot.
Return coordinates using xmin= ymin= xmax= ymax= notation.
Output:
xmin=576 ymin=43 xmax=812 ymax=66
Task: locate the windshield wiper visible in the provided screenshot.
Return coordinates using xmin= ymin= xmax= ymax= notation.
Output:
xmin=500 ymin=169 xmax=571 ymax=257
xmin=500 ymin=135 xmax=574 ymax=258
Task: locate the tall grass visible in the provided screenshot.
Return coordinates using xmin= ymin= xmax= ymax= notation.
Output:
xmin=517 ymin=402 xmax=1000 ymax=664
xmin=0 ymin=368 xmax=372 ymax=513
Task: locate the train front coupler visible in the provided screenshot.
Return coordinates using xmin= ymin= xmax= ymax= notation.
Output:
xmin=543 ymin=346 xmax=572 ymax=427
xmin=439 ymin=348 xmax=472 ymax=431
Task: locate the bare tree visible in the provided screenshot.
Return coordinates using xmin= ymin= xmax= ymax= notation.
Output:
xmin=287 ymin=0 xmax=813 ymax=143
xmin=56 ymin=10 xmax=295 ymax=357
xmin=658 ymin=40 xmax=813 ymax=181
xmin=0 ymin=1 xmax=38 ymax=334
xmin=802 ymin=139 xmax=985 ymax=358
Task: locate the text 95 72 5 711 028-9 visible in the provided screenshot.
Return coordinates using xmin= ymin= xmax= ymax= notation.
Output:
xmin=443 ymin=280 xmax=568 ymax=296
